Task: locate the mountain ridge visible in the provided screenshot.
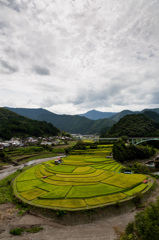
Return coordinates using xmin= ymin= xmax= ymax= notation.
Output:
xmin=5 ymin=107 xmax=115 ymax=134
xmin=4 ymin=107 xmax=159 ymax=135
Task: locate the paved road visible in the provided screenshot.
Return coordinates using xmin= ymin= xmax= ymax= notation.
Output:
xmin=0 ymin=155 xmax=65 ymax=180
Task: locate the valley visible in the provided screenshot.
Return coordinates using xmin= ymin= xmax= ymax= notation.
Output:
xmin=1 ymin=107 xmax=159 ymax=239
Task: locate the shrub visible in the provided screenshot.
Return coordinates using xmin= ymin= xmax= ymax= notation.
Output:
xmin=73 ymin=141 xmax=86 ymax=150
xmin=125 ymin=222 xmax=134 ymax=236
xmin=90 ymin=143 xmax=97 ymax=149
xmin=56 ymin=209 xmax=66 ymax=218
xmin=26 ymin=226 xmax=43 ymax=233
xmin=10 ymin=228 xmax=24 ymax=235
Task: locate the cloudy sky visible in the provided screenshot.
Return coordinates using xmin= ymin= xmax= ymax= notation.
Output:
xmin=0 ymin=0 xmax=159 ymax=115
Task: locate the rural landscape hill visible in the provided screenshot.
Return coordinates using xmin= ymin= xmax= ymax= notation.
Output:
xmin=103 ymin=113 xmax=159 ymax=137
xmin=4 ymin=107 xmax=159 ymax=135
xmin=5 ymin=107 xmax=115 ymax=134
xmin=0 ymin=108 xmax=60 ymax=140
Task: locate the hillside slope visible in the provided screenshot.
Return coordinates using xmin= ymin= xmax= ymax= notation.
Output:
xmin=0 ymin=108 xmax=60 ymax=140
xmin=5 ymin=107 xmax=115 ymax=134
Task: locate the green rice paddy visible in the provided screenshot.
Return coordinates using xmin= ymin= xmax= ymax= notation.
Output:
xmin=13 ymin=144 xmax=151 ymax=210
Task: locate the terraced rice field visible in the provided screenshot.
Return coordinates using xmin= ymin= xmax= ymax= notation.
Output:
xmin=13 ymin=144 xmax=151 ymax=210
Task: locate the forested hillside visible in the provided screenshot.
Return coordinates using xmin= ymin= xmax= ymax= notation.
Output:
xmin=0 ymin=108 xmax=60 ymax=140
xmin=6 ymin=107 xmax=115 ymax=134
xmin=103 ymin=114 xmax=159 ymax=137
xmin=143 ymin=110 xmax=159 ymax=123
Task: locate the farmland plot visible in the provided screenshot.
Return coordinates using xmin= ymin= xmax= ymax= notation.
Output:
xmin=13 ymin=144 xmax=152 ymax=210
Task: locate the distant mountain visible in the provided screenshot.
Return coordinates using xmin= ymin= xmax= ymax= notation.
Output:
xmin=80 ymin=108 xmax=159 ymax=122
xmin=79 ymin=109 xmax=117 ymax=120
xmin=0 ymin=108 xmax=60 ymax=140
xmin=104 ymin=113 xmax=159 ymax=137
xmin=5 ymin=107 xmax=115 ymax=134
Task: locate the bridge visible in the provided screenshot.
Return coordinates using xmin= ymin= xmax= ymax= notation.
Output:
xmin=92 ymin=137 xmax=159 ymax=145
xmin=128 ymin=137 xmax=159 ymax=145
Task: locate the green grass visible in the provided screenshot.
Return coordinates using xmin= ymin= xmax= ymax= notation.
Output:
xmin=101 ymin=173 xmax=146 ymax=188
xmin=45 ymin=164 xmax=76 ymax=173
xmin=47 ymin=170 xmax=114 ymax=183
xmin=73 ymin=166 xmax=92 ymax=173
xmin=56 ymin=168 xmax=104 ymax=178
xmin=84 ymin=158 xmax=108 ymax=163
xmin=33 ymin=198 xmax=87 ymax=209
xmin=16 ymin=165 xmax=39 ymax=181
xmin=16 ymin=179 xmax=42 ymax=192
xmin=124 ymin=184 xmax=148 ymax=196
xmin=39 ymin=185 xmax=71 ymax=199
xmin=66 ymin=183 xmax=123 ymax=198
xmin=40 ymin=165 xmax=55 ymax=177
xmin=0 ymin=171 xmax=20 ymax=204
xmin=20 ymin=188 xmax=47 ymax=200
xmin=41 ymin=178 xmax=97 ymax=186
xmin=85 ymin=193 xmax=127 ymax=206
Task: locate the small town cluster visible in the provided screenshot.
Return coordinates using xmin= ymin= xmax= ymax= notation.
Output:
xmin=0 ymin=136 xmax=71 ymax=150
xmin=0 ymin=134 xmax=97 ymax=150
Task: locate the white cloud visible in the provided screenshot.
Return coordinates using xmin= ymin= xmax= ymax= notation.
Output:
xmin=0 ymin=0 xmax=159 ymax=114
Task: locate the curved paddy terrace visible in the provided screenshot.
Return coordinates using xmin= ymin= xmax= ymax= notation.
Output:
xmin=13 ymin=144 xmax=153 ymax=210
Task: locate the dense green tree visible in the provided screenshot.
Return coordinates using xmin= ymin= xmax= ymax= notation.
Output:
xmin=104 ymin=114 xmax=159 ymax=137
xmin=121 ymin=199 xmax=159 ymax=240
xmin=73 ymin=140 xmax=87 ymax=150
xmin=113 ymin=139 xmax=155 ymax=163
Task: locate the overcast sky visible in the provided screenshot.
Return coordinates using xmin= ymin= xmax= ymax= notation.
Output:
xmin=0 ymin=0 xmax=159 ymax=115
